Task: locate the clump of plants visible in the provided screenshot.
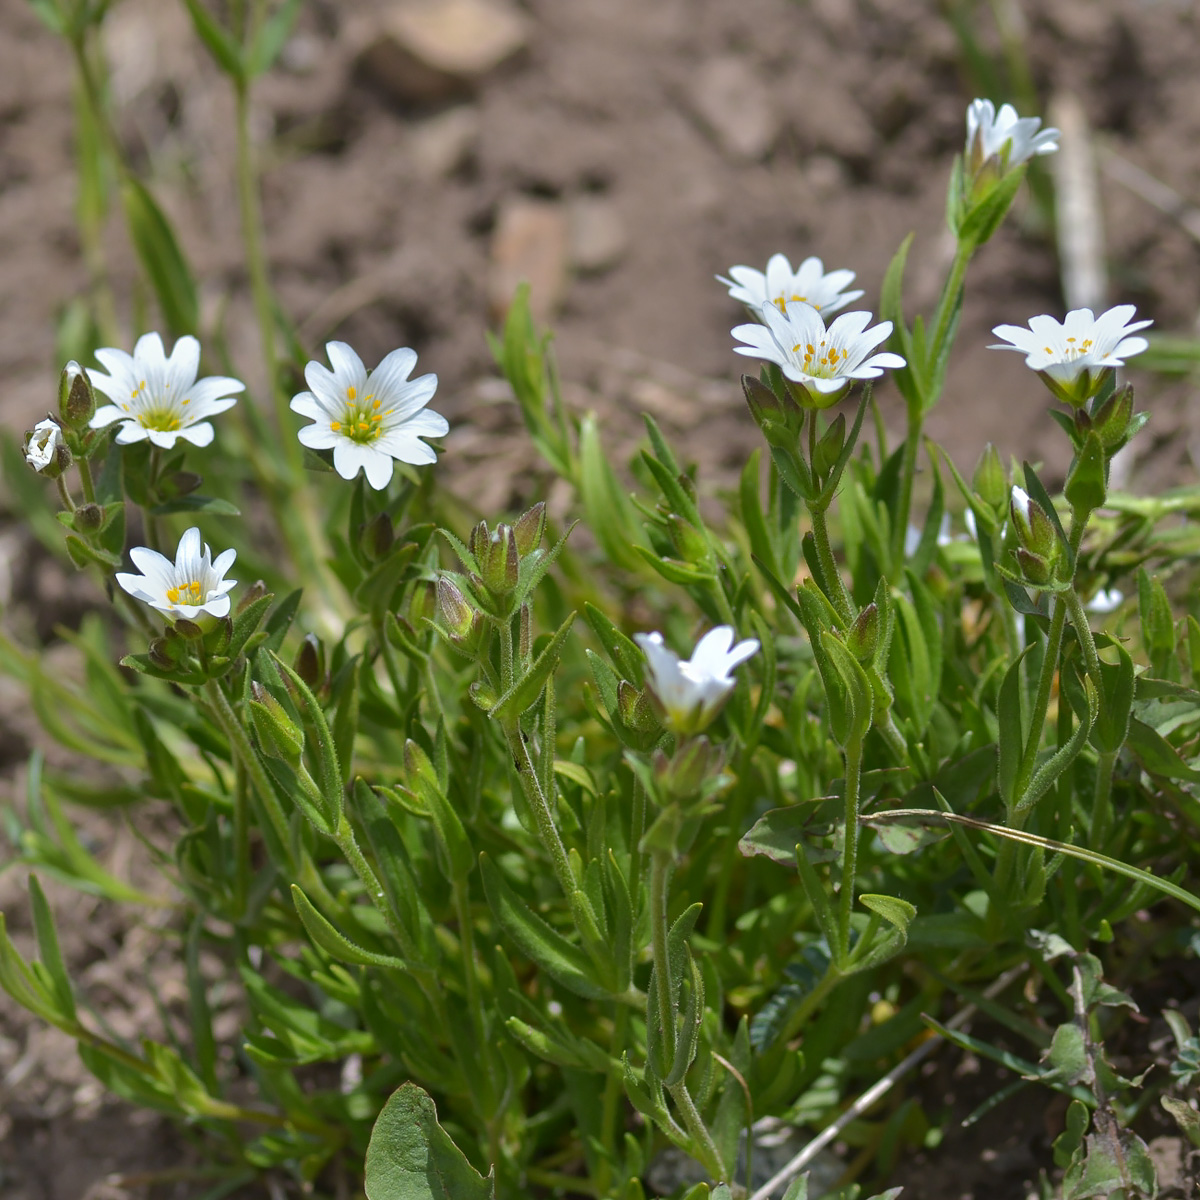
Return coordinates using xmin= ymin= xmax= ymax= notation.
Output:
xmin=3 ymin=6 xmax=1200 ymax=1199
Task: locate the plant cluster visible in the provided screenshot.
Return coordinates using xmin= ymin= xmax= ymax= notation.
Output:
xmin=4 ymin=5 xmax=1200 ymax=1199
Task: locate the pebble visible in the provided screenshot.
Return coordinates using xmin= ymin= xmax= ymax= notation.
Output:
xmin=489 ymin=198 xmax=570 ymax=322
xmin=359 ymin=0 xmax=529 ymax=104
xmin=567 ymin=194 xmax=627 ymax=274
xmin=689 ymin=55 xmax=779 ymax=162
xmin=408 ymin=105 xmax=481 ymax=178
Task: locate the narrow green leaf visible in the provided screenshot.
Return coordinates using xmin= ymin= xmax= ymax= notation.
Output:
xmin=490 ymin=611 xmax=576 ymax=724
xmin=291 ymin=886 xmax=408 ymax=970
xmin=121 ymin=178 xmax=199 ymax=337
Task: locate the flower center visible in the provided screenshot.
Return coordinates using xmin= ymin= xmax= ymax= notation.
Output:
xmin=792 ymin=339 xmax=846 ymax=378
xmin=1050 ymin=336 xmax=1095 ymax=361
xmin=330 ymin=386 xmax=393 ymax=444
xmin=774 ymin=293 xmax=814 ymax=316
xmin=166 ymin=580 xmax=203 ymax=606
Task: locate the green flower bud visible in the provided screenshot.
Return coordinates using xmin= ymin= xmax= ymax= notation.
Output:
xmin=1010 ymin=487 xmax=1058 ymax=560
xmin=666 ymin=513 xmax=710 ymax=566
xmin=513 ymin=501 xmax=546 ymax=556
xmin=1015 ymin=547 xmax=1053 ymax=587
xmin=173 ymin=618 xmax=206 ymax=640
xmin=617 ymin=679 xmax=660 ymax=735
xmin=437 ymin=576 xmax=475 ymax=637
xmin=248 ymin=683 xmax=304 ymax=766
xmin=972 ymin=443 xmax=1007 ymax=511
xmin=1091 ymin=384 xmax=1135 ymax=452
xmin=58 ymin=361 xmax=95 ymax=428
xmin=846 ymin=602 xmax=879 ymax=663
xmin=480 ymin=525 xmax=519 ymax=596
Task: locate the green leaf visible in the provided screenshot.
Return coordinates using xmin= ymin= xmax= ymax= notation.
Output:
xmin=1126 ymin=717 xmax=1200 ymax=783
xmin=181 ymin=0 xmax=244 ymax=78
xmin=1063 ymin=432 xmax=1107 ymax=515
xmin=579 ymin=415 xmax=642 ymax=571
xmin=246 ymin=0 xmax=305 ymax=76
xmin=958 ymin=162 xmax=1027 ymax=246
xmin=1089 ymin=638 xmax=1135 ymax=754
xmin=996 ymin=648 xmax=1030 ymax=809
xmin=27 ymin=875 xmax=75 ymax=1022
xmin=490 ymin=611 xmax=576 ymax=724
xmin=291 ymin=886 xmax=408 ymax=970
xmin=149 ymin=495 xmax=241 ymax=516
xmin=583 ymin=603 xmax=644 ymax=684
xmin=365 ymin=1082 xmax=496 ymax=1200
xmin=740 ymin=804 xmax=837 ymax=867
xmin=859 ymin=893 xmax=916 ymax=940
xmin=121 ymin=178 xmax=199 ymax=337
xmin=479 ymin=855 xmax=609 ymax=1000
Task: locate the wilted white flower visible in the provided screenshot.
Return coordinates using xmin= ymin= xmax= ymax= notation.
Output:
xmin=718 ymin=254 xmax=864 ymax=319
xmin=89 ymin=333 xmax=243 ymax=449
xmin=990 ymin=305 xmax=1152 ymax=406
xmin=733 ymin=302 xmax=906 ymax=407
xmin=1086 ymin=588 xmax=1124 ymax=614
xmin=116 ymin=526 xmax=237 ymax=621
xmin=291 ymin=341 xmax=447 ymax=490
xmin=634 ymin=626 xmax=760 ymax=736
xmin=966 ymin=99 xmax=1059 ymax=173
xmin=25 ymin=419 xmax=63 ymax=473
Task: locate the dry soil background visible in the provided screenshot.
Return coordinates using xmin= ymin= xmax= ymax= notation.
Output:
xmin=2 ymin=0 xmax=1200 ymax=1197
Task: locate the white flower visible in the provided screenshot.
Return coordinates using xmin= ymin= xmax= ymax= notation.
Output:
xmin=732 ymin=301 xmax=906 ymax=406
xmin=718 ymin=254 xmax=864 ymax=319
xmin=116 ymin=526 xmax=237 ymax=621
xmin=966 ymin=99 xmax=1059 ymax=172
xmin=634 ymin=626 xmax=760 ymax=736
xmin=990 ymin=305 xmax=1152 ymax=406
xmin=88 ymin=333 xmax=243 ymax=449
xmin=25 ymin=419 xmax=62 ymax=472
xmin=1086 ymin=588 xmax=1124 ymax=614
xmin=291 ymin=341 xmax=447 ymax=490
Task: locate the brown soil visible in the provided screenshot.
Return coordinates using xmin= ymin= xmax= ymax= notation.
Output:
xmin=2 ymin=0 xmax=1200 ymax=1197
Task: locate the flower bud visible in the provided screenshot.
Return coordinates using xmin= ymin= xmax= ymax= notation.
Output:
xmin=173 ymin=618 xmax=206 ymax=640
xmin=72 ymin=503 xmax=104 ymax=534
xmin=1015 ymin=547 xmax=1054 ymax=587
xmin=1009 ymin=487 xmax=1057 ymax=560
xmin=407 ymin=579 xmax=436 ymax=627
xmin=1092 ymin=384 xmax=1135 ymax=452
xmin=236 ymin=580 xmax=269 ymax=614
xmin=846 ymin=602 xmax=879 ymax=663
xmin=666 ymin=513 xmax=710 ymax=565
xmin=513 ymin=501 xmax=546 ymax=556
xmin=148 ymin=637 xmax=182 ymax=669
xmin=468 ymin=519 xmax=491 ymax=562
xmin=617 ymin=680 xmax=660 ymax=735
xmin=248 ymin=683 xmax=304 ymax=766
xmin=972 ymin=443 xmax=1007 ymax=511
xmin=481 ymin=525 xmax=519 ymax=596
xmin=360 ymin=511 xmax=394 ymax=563
xmin=437 ymin=576 xmax=474 ymax=636
xmin=293 ymin=635 xmax=324 ymax=689
xmin=58 ymin=361 xmax=95 ymax=428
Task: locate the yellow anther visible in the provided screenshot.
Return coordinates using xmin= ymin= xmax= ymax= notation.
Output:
xmin=373 ymin=399 xmax=381 ymax=409
xmin=348 ymin=386 xmax=357 ymax=401
xmin=793 ymin=344 xmax=803 ymax=353
xmin=331 ymin=421 xmax=341 ymax=431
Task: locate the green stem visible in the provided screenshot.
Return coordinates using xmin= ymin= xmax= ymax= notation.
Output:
xmin=628 ymin=772 xmax=647 ymax=908
xmin=601 ymin=1003 xmax=631 ymax=1161
xmin=454 ymin=877 xmax=482 ymax=1027
xmin=76 ymin=457 xmax=96 ymax=504
xmin=232 ymin=759 xmax=250 ymax=920
xmin=649 ymin=848 xmax=726 ymax=1182
xmin=506 ymin=723 xmax=576 ymax=900
xmin=333 ymin=811 xmax=419 ymax=960
xmin=1063 ymin=587 xmax=1104 ymax=689
xmin=837 ymin=734 xmax=865 ymax=961
xmin=929 ymin=240 xmax=974 ymax=369
xmin=1090 ymin=750 xmax=1117 ymax=849
xmin=56 ymin=477 xmax=76 ymax=513
xmin=810 ymin=503 xmax=854 ymax=625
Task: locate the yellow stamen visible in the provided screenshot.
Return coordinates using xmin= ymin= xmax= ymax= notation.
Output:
xmin=347 ymin=386 xmax=357 ymax=401
xmin=331 ymin=421 xmax=341 ymax=431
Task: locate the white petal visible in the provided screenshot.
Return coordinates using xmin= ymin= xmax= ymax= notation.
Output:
xmin=387 ymin=408 xmax=448 ymax=439
xmin=332 ymin=440 xmax=371 ymax=481
xmin=326 ymin=341 xmax=368 ymax=390
xmin=378 ymin=432 xmax=437 ymax=465
xmin=290 ymin=392 xmax=326 ymax=420
xmin=212 ymin=547 xmax=237 ymax=576
xmin=182 ymin=396 xmax=238 ymax=424
xmin=366 ymin=346 xmax=419 ymax=401
xmin=175 ymin=528 xmax=203 ymax=571
xmin=176 ymin=423 xmax=214 ymax=447
xmin=361 ymin=447 xmax=396 ymax=490
xmin=90 ymin=404 xmax=126 ymax=429
xmin=114 ymin=422 xmax=149 ymax=444
xmin=387 ymin=373 xmax=440 ymax=421
xmin=185 ymin=376 xmax=245 ymax=407
xmin=164 ymin=335 xmax=201 ymax=395
xmin=298 ymin=422 xmax=342 ymax=449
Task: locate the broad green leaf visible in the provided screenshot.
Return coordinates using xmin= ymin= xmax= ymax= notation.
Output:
xmin=365 ymin=1082 xmax=496 ymax=1200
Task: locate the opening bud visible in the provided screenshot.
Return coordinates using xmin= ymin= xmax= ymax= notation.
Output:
xmin=480 ymin=525 xmax=519 ymax=596
xmin=58 ymin=361 xmax=95 ymax=428
xmin=1009 ymin=486 xmax=1058 ymax=560
xmin=25 ymin=419 xmax=70 ymax=477
xmin=437 ymin=576 xmax=477 ymax=639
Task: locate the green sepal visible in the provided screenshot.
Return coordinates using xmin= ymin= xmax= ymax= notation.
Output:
xmin=1063 ymin=432 xmax=1107 ymax=515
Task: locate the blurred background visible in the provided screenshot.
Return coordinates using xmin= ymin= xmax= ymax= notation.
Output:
xmin=2 ymin=0 xmax=1199 ymax=514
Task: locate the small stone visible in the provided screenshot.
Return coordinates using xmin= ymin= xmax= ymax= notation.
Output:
xmin=408 ymin=105 xmax=480 ymax=178
xmin=567 ymin=195 xmax=627 ymax=274
xmin=489 ymin=198 xmax=570 ymax=322
xmin=689 ymin=55 xmax=779 ymax=162
xmin=359 ymin=0 xmax=529 ymax=104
